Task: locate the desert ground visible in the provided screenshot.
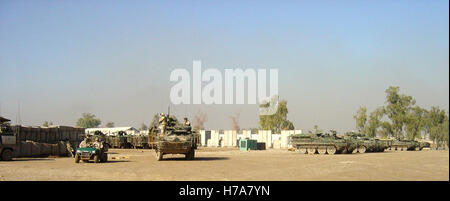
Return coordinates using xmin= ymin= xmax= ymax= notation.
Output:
xmin=0 ymin=148 xmax=448 ymax=181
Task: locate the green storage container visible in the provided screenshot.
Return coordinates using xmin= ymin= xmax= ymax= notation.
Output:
xmin=240 ymin=139 xmax=258 ymax=151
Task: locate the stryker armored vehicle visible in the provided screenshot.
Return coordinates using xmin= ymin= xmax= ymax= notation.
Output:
xmin=344 ymin=132 xmax=389 ymax=153
xmin=289 ymin=132 xmax=357 ymax=155
xmin=389 ymin=139 xmax=431 ymax=151
xmin=0 ymin=117 xmax=16 ymax=161
xmin=152 ymin=115 xmax=198 ymax=161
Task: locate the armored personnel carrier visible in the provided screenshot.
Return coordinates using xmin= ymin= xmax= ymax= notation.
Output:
xmin=344 ymin=132 xmax=388 ymax=153
xmin=289 ymin=132 xmax=357 ymax=155
xmin=152 ymin=115 xmax=198 ymax=160
xmin=0 ymin=117 xmax=16 ymax=161
xmin=389 ymin=139 xmax=430 ymax=151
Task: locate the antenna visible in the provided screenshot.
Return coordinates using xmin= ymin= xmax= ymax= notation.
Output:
xmin=167 ymin=105 xmax=170 ymax=117
xmin=16 ymin=101 xmax=22 ymax=125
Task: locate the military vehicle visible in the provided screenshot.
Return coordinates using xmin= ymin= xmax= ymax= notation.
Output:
xmin=0 ymin=117 xmax=16 ymax=161
xmin=389 ymin=139 xmax=431 ymax=151
xmin=129 ymin=135 xmax=149 ymax=149
xmin=86 ymin=131 xmax=110 ymax=149
xmin=75 ymin=136 xmax=108 ymax=163
xmin=289 ymin=132 xmax=357 ymax=155
xmin=344 ymin=132 xmax=389 ymax=153
xmin=75 ymin=146 xmax=108 ymax=163
xmin=152 ymin=115 xmax=198 ymax=160
xmin=105 ymin=131 xmax=130 ymax=148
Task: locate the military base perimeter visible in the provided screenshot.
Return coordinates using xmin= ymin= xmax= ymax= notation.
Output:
xmin=0 ymin=105 xmax=448 ymax=181
xmin=1 ymin=2 xmax=449 ymax=184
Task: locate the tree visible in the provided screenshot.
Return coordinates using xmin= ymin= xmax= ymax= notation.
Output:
xmin=193 ymin=111 xmax=207 ymax=130
xmin=365 ymin=107 xmax=384 ymax=138
xmin=384 ymin=86 xmax=416 ymax=139
xmin=379 ymin=121 xmax=394 ymax=138
xmin=353 ymin=106 xmax=367 ymax=135
xmin=443 ymin=115 xmax=449 ymax=147
xmin=140 ymin=123 xmax=148 ymax=131
xmin=149 ymin=114 xmax=159 ymax=128
xmin=105 ymin=122 xmax=115 ymax=128
xmin=424 ymin=107 xmax=448 ymax=147
xmin=258 ymin=99 xmax=294 ymax=133
xmin=230 ymin=111 xmax=241 ymax=131
xmin=355 ymin=86 xmax=447 ymax=144
xmin=404 ymin=106 xmax=426 ymax=140
xmin=76 ymin=113 xmax=101 ymax=128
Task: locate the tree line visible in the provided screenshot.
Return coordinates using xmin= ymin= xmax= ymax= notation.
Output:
xmin=354 ymin=86 xmax=449 ymax=147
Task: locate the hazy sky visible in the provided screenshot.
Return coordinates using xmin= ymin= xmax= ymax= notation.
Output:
xmin=0 ymin=0 xmax=448 ymax=132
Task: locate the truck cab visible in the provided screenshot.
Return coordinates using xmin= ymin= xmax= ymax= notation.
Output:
xmin=0 ymin=117 xmax=16 ymax=161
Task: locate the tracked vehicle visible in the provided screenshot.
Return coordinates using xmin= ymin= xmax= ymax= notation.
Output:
xmin=389 ymin=139 xmax=430 ymax=151
xmin=289 ymin=132 xmax=357 ymax=155
xmin=344 ymin=132 xmax=388 ymax=153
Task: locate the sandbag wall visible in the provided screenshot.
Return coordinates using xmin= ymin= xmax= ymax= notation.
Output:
xmin=12 ymin=141 xmax=72 ymax=157
xmin=12 ymin=125 xmax=85 ymax=143
xmin=11 ymin=125 xmax=85 ymax=157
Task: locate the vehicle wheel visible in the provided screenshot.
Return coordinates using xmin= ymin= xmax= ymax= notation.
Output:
xmin=94 ymin=155 xmax=100 ymax=163
xmin=75 ymin=154 xmax=80 ymax=163
xmin=298 ymin=147 xmax=307 ymax=154
xmin=352 ymin=148 xmax=359 ymax=154
xmin=307 ymin=147 xmax=316 ymax=154
xmin=156 ymin=151 xmax=163 ymax=161
xmin=1 ymin=149 xmax=13 ymax=161
xmin=358 ymin=146 xmax=366 ymax=154
xmin=327 ymin=146 xmax=336 ymax=155
xmin=317 ymin=147 xmax=327 ymax=155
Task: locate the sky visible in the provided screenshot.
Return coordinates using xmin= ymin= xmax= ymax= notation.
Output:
xmin=0 ymin=0 xmax=448 ymax=132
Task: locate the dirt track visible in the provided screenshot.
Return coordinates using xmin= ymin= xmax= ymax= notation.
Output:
xmin=0 ymin=148 xmax=448 ymax=181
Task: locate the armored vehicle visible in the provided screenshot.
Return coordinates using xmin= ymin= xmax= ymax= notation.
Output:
xmin=0 ymin=117 xmax=16 ymax=161
xmin=152 ymin=115 xmax=198 ymax=161
xmin=344 ymin=132 xmax=388 ymax=153
xmin=289 ymin=132 xmax=357 ymax=155
xmin=389 ymin=139 xmax=430 ymax=151
xmin=129 ymin=135 xmax=149 ymax=149
xmin=105 ymin=131 xmax=129 ymax=148
xmin=75 ymin=135 xmax=108 ymax=163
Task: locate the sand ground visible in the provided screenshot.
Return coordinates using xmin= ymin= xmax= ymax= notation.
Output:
xmin=0 ymin=148 xmax=448 ymax=181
